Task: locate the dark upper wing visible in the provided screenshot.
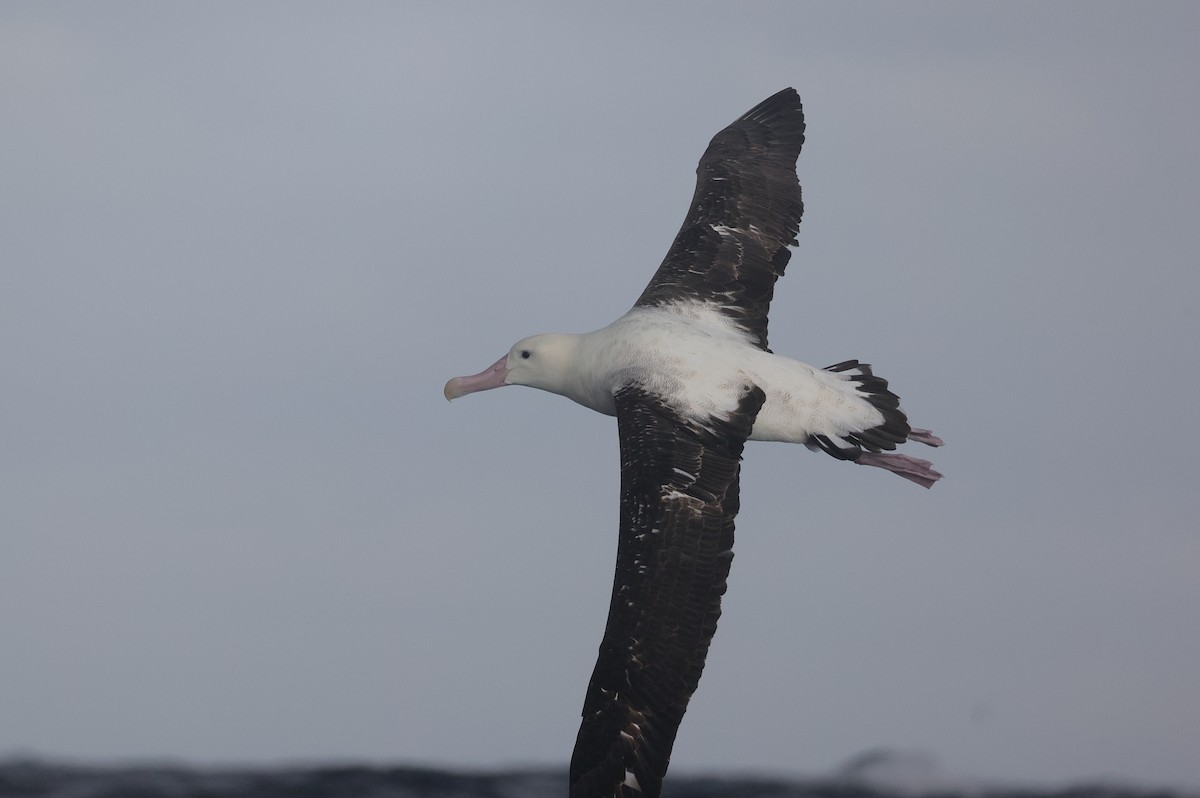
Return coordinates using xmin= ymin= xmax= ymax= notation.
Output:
xmin=635 ymin=88 xmax=805 ymax=352
xmin=568 ymin=383 xmax=765 ymax=798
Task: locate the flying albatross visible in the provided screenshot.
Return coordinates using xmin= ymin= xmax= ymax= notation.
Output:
xmin=444 ymin=88 xmax=942 ymax=798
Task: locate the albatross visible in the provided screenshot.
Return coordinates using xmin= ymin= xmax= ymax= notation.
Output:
xmin=444 ymin=88 xmax=942 ymax=798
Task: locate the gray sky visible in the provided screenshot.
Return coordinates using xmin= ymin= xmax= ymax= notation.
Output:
xmin=3 ymin=1 xmax=1199 ymax=790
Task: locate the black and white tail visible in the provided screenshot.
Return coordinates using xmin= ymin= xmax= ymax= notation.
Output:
xmin=806 ymin=360 xmax=944 ymax=488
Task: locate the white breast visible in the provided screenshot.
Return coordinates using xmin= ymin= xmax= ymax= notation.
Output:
xmin=565 ymin=303 xmax=763 ymax=420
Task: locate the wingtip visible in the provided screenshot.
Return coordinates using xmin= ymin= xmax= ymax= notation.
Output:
xmin=743 ymin=87 xmax=803 ymax=119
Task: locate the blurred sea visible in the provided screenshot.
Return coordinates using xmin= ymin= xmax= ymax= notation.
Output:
xmin=1 ymin=755 xmax=1194 ymax=798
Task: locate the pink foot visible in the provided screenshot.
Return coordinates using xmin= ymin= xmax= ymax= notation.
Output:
xmin=857 ymin=451 xmax=943 ymax=489
xmin=908 ymin=428 xmax=943 ymax=447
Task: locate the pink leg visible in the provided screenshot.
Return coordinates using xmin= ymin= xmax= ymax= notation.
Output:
xmin=857 ymin=452 xmax=943 ymax=489
xmin=908 ymin=428 xmax=944 ymax=447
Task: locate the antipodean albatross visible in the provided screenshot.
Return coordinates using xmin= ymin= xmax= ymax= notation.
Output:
xmin=444 ymin=88 xmax=943 ymax=798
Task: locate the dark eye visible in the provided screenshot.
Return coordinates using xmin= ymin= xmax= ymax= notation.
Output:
xmin=520 ymin=350 xmax=531 ymax=359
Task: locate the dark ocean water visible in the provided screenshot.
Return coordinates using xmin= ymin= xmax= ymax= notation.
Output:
xmin=0 ymin=760 xmax=1191 ymax=798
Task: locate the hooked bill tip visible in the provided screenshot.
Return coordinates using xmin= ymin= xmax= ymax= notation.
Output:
xmin=443 ymin=355 xmax=511 ymax=402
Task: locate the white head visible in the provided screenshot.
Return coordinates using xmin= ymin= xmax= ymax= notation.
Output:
xmin=444 ymin=333 xmax=578 ymax=401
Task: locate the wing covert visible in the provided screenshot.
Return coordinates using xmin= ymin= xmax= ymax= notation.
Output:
xmin=568 ymin=383 xmax=765 ymax=798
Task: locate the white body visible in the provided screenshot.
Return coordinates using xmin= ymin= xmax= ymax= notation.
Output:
xmin=509 ymin=302 xmax=885 ymax=446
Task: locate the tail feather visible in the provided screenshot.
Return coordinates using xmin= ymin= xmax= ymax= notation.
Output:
xmin=823 ymin=360 xmax=909 ymax=452
xmin=812 ymin=361 xmax=944 ymax=488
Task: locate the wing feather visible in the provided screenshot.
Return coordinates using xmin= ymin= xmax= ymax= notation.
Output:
xmin=635 ymin=88 xmax=805 ymax=351
xmin=568 ymin=384 xmax=765 ymax=798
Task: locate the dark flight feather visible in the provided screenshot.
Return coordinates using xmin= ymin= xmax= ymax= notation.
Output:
xmin=635 ymin=88 xmax=806 ymax=352
xmin=568 ymin=383 xmax=765 ymax=798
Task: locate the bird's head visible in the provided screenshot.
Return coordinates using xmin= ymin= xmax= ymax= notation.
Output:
xmin=444 ymin=333 xmax=577 ymax=401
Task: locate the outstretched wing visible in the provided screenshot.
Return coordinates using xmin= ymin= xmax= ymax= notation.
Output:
xmin=635 ymin=88 xmax=805 ymax=352
xmin=568 ymin=383 xmax=765 ymax=798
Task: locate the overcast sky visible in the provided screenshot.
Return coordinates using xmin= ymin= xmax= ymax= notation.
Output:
xmin=3 ymin=1 xmax=1199 ymax=791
